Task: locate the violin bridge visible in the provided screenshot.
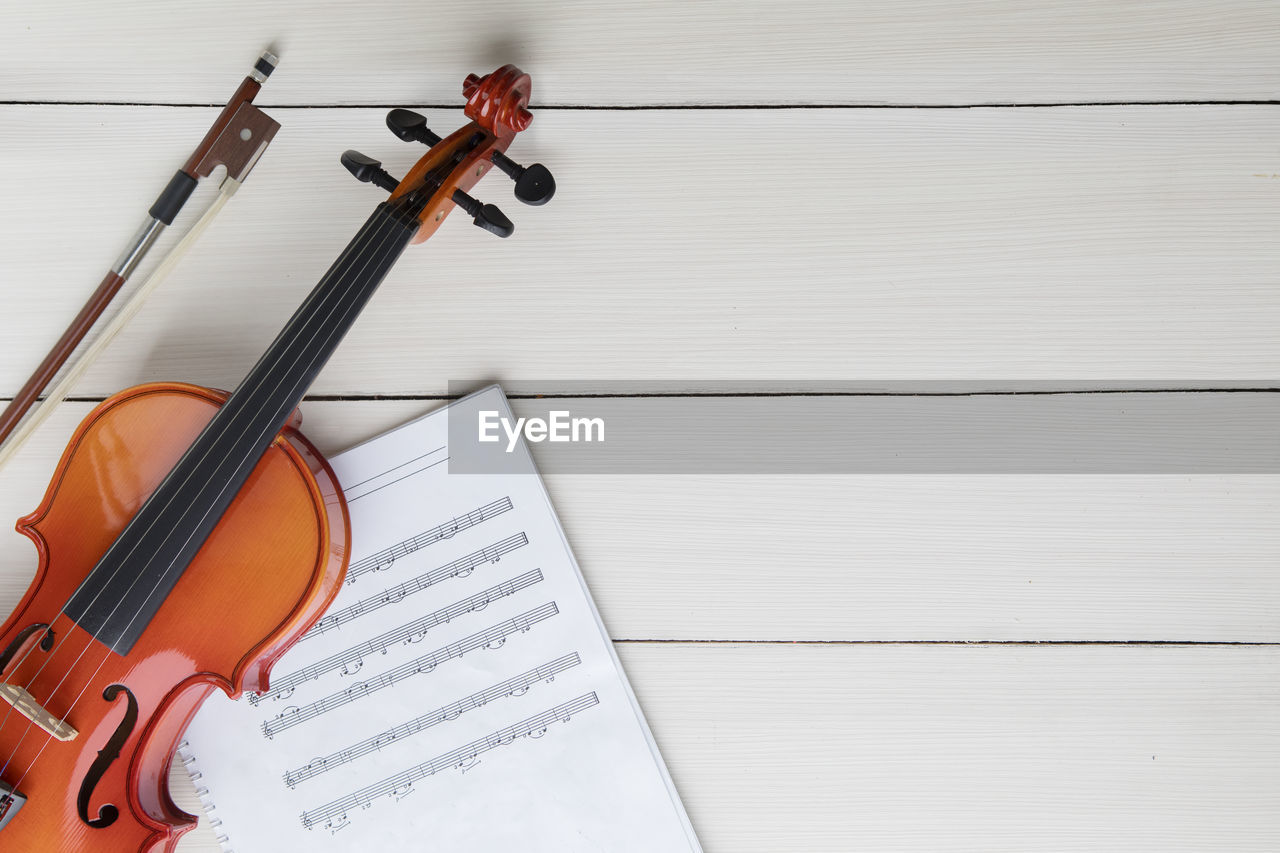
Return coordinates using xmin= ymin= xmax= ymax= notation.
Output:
xmin=0 ymin=683 xmax=78 ymax=742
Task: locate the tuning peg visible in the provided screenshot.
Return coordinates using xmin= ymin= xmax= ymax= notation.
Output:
xmin=451 ymin=189 xmax=514 ymax=238
xmin=340 ymin=150 xmax=400 ymax=192
xmin=490 ymin=151 xmax=555 ymax=206
xmin=386 ymin=109 xmax=443 ymax=146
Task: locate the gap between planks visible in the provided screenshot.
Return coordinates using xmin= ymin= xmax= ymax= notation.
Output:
xmin=613 ymin=638 xmax=1279 ymax=646
xmin=3 ymin=100 xmax=1280 ymax=109
xmin=13 ymin=387 xmax=1280 ymax=406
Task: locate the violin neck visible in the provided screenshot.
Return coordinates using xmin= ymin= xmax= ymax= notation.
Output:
xmin=66 ymin=200 xmax=423 ymax=655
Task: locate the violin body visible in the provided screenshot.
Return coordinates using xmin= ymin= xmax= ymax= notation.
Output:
xmin=0 ymin=382 xmax=348 ymax=851
xmin=0 ymin=64 xmax=547 ymax=850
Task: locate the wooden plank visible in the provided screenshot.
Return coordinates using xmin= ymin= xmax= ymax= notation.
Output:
xmin=4 ymin=1 xmax=1279 ymax=105
xmin=168 ymin=643 xmax=1280 ymax=851
xmin=2 ymin=400 xmax=1275 ymax=642
xmin=1 ymin=105 xmax=1278 ymax=395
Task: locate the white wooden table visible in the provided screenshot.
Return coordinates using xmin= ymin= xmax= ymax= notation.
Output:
xmin=1 ymin=3 xmax=1278 ymax=849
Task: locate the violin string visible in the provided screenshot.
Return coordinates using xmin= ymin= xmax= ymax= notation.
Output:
xmin=2 ymin=207 xmax=407 ymax=791
xmin=0 ymin=199 xmax=389 ymax=715
xmin=27 ymin=146 xmax=465 ymax=679
xmin=1 ymin=203 xmax=405 ymax=768
xmin=0 ymin=199 xmax=389 ymax=758
xmin=0 ymin=202 xmax=412 ymax=790
xmin=0 ymin=199 xmax=385 ymax=777
xmin=0 ymin=208 xmax=398 ymax=787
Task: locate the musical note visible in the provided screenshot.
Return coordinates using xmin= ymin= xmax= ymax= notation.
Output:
xmin=344 ymin=498 xmax=514 ymax=584
xmin=284 ymin=756 xmax=329 ymax=789
xmin=280 ymin=653 xmax=580 ymax=786
xmin=321 ymin=810 xmax=349 ymax=834
xmin=305 ymin=533 xmax=529 ymax=640
xmin=258 ymin=570 xmax=544 ymax=702
xmin=260 ymin=603 xmax=560 ymax=738
xmin=262 ymin=707 xmax=300 ymax=740
xmin=299 ymin=694 xmax=599 ymax=831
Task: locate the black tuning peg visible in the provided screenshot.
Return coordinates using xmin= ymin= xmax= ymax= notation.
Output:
xmin=490 ymin=151 xmax=556 ymax=206
xmin=386 ymin=109 xmax=443 ymax=146
xmin=388 ymin=107 xmax=553 ymax=206
xmin=340 ymin=150 xmax=400 ymax=192
xmin=451 ymin=189 xmax=514 ymax=238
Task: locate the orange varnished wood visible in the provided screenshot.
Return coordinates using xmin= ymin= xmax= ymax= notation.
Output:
xmin=389 ymin=64 xmax=533 ymax=243
xmin=390 ymin=122 xmax=506 ymax=244
xmin=462 ymin=65 xmax=533 ymax=136
xmin=0 ymin=382 xmax=348 ymax=851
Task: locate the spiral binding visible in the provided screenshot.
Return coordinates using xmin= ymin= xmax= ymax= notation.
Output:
xmin=176 ymin=739 xmax=234 ymax=851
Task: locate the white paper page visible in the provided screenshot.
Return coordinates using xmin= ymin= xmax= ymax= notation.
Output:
xmin=181 ymin=386 xmax=700 ymax=852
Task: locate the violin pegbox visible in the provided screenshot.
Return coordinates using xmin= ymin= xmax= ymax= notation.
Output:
xmin=340 ymin=64 xmax=555 ymax=243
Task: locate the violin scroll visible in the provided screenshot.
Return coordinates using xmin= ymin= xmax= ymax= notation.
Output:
xmin=340 ymin=64 xmax=554 ymax=243
xmin=462 ymin=65 xmax=533 ymax=137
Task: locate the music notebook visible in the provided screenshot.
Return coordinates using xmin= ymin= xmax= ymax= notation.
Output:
xmin=179 ymin=386 xmax=701 ymax=852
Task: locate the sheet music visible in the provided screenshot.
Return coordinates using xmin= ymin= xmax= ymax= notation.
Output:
xmin=181 ymin=386 xmax=701 ymax=852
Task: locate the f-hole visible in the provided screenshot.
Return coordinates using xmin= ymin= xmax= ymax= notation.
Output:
xmin=77 ymin=684 xmax=137 ymax=829
xmin=0 ymin=624 xmax=53 ymax=673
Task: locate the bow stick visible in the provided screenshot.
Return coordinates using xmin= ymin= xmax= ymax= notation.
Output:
xmin=0 ymin=50 xmax=282 ymax=466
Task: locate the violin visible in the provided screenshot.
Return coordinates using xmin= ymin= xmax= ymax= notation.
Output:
xmin=0 ymin=64 xmax=554 ymax=851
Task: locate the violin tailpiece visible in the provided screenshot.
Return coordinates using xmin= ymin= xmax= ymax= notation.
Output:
xmin=0 ymin=780 xmax=27 ymax=832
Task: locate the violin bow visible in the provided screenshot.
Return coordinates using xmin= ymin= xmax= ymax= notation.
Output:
xmin=0 ymin=50 xmax=282 ymax=469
